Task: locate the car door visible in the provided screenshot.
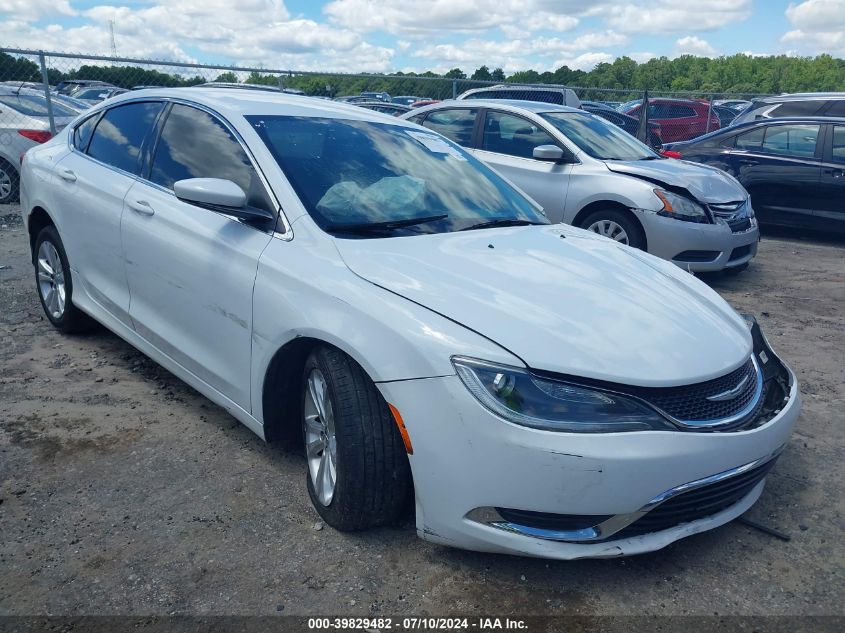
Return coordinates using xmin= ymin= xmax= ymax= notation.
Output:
xmin=52 ymin=101 xmax=164 ymax=322
xmin=470 ymin=109 xmax=571 ymax=222
xmin=122 ymin=102 xmax=276 ymax=409
xmin=727 ymin=122 xmax=822 ymax=227
xmin=815 ymin=123 xmax=845 ymax=232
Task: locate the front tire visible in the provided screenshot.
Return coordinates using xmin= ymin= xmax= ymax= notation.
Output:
xmin=33 ymin=225 xmax=96 ymax=333
xmin=580 ymin=209 xmax=645 ymax=250
xmin=301 ymin=345 xmax=411 ymax=531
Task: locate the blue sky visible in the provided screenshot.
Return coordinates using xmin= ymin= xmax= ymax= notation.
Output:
xmin=3 ymin=1 xmax=844 ymax=73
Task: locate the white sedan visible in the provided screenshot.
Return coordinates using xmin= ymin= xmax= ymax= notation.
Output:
xmin=19 ymin=88 xmax=800 ymax=559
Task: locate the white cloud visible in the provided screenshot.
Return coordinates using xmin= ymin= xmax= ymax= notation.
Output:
xmin=324 ymin=0 xmax=582 ymax=36
xmin=414 ymin=31 xmax=625 ymax=70
xmin=675 ymin=36 xmax=718 ymax=57
xmin=0 ymin=0 xmax=75 ymax=22
xmin=602 ymin=0 xmax=751 ymax=34
xmin=785 ymin=0 xmax=845 ymax=31
xmin=781 ymin=0 xmax=845 ymax=55
xmin=0 ymin=0 xmax=396 ymax=72
xmin=553 ymin=52 xmax=614 ymax=71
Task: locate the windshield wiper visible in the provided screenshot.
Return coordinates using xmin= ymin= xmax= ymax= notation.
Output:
xmin=325 ymin=213 xmax=448 ymax=234
xmin=459 ymin=218 xmax=542 ymax=231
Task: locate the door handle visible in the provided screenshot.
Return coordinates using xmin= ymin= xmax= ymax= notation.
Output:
xmin=57 ymin=168 xmax=76 ymax=182
xmin=739 ymin=159 xmax=757 ymax=166
xmin=824 ymin=168 xmax=845 ymax=178
xmin=128 ymin=199 xmax=155 ymax=216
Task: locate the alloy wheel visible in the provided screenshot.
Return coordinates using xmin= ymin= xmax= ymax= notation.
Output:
xmin=0 ymin=166 xmax=11 ymax=200
xmin=303 ymin=368 xmax=338 ymax=506
xmin=587 ymin=219 xmax=630 ymax=244
xmin=37 ymin=240 xmax=66 ymax=320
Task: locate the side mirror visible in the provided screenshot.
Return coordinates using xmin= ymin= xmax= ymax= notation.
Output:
xmin=174 ymin=178 xmax=274 ymax=222
xmin=533 ymin=144 xmax=570 ymax=162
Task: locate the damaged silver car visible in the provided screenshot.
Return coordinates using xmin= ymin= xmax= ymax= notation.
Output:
xmin=403 ymin=100 xmax=759 ymax=273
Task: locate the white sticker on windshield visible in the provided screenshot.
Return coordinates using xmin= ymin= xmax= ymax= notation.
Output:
xmin=406 ymin=130 xmax=467 ymax=161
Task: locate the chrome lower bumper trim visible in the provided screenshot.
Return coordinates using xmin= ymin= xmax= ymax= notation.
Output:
xmin=465 ymin=445 xmax=784 ymax=543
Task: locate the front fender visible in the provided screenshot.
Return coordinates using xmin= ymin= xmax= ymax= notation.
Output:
xmin=249 ymin=226 xmax=522 ymax=421
xmin=563 ymin=171 xmax=660 ymax=225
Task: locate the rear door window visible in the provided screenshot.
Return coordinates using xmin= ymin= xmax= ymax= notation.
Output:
xmin=772 ymin=100 xmax=825 ymax=117
xmin=86 ymin=101 xmax=163 ymax=174
xmin=831 ymin=126 xmax=845 ymax=163
xmin=481 ymin=111 xmax=557 ymax=159
xmin=761 ymin=124 xmax=820 ymax=158
xmin=420 ymin=108 xmax=478 ymax=146
xmin=824 ymin=100 xmax=845 ymax=117
xmin=734 ymin=126 xmax=765 ymax=150
xmin=667 ymin=105 xmax=696 ymax=118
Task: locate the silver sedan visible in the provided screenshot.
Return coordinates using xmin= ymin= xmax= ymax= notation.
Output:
xmin=402 ymin=100 xmax=760 ymax=273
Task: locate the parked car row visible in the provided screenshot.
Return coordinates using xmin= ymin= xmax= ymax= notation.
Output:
xmin=19 ymin=87 xmax=800 ymax=560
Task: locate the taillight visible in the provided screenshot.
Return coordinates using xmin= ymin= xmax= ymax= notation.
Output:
xmin=661 ymin=149 xmax=682 ymax=159
xmin=18 ymin=130 xmax=53 ymax=144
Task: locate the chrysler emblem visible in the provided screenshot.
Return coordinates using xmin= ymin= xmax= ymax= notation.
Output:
xmin=706 ymin=375 xmax=751 ymax=402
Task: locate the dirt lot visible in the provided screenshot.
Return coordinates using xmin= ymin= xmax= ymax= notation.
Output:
xmin=1 ymin=203 xmax=843 ymax=618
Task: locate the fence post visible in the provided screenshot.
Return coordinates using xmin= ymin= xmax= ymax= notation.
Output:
xmin=636 ymin=89 xmax=650 ymax=144
xmin=705 ymin=95 xmax=714 ymax=134
xmin=452 ymin=80 xmax=457 ymax=99
xmin=38 ymin=51 xmax=56 ymax=135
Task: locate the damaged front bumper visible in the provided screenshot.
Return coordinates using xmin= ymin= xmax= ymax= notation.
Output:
xmin=376 ymin=323 xmax=799 ymax=560
xmin=634 ymin=207 xmax=760 ymax=272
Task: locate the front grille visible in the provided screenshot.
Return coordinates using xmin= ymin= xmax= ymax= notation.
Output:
xmin=709 ymin=200 xmax=753 ymax=233
xmin=624 ymin=358 xmax=760 ymax=424
xmin=610 ymin=457 xmax=777 ymax=539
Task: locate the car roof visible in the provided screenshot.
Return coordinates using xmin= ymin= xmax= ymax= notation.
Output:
xmin=756 ymin=92 xmax=845 ymax=102
xmin=420 ymin=98 xmax=582 ymax=115
xmin=463 ymin=84 xmax=568 ymax=93
xmin=680 ymin=116 xmax=845 ymax=143
xmin=95 ymin=87 xmax=417 ymax=125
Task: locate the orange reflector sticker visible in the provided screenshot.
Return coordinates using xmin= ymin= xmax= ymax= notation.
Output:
xmin=388 ymin=403 xmax=413 ymax=455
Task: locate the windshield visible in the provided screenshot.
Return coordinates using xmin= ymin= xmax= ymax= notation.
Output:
xmin=540 ymin=111 xmax=657 ymax=161
xmin=247 ymin=116 xmax=547 ymax=237
xmin=0 ymin=94 xmax=78 ymax=118
xmin=74 ymin=88 xmax=111 ymax=100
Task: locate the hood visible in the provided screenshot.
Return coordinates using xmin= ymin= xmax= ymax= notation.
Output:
xmin=605 ymin=159 xmax=745 ymax=204
xmin=335 ymin=225 xmax=751 ymax=387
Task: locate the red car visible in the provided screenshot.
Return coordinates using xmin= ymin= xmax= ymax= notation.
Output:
xmin=620 ymin=98 xmax=720 ymax=143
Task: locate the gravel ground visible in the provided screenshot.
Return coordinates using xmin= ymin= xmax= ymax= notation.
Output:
xmin=0 ymin=203 xmax=843 ymax=617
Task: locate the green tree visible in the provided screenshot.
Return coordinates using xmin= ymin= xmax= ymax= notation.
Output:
xmin=214 ymin=71 xmax=238 ymax=83
xmin=471 ymin=65 xmax=492 ymax=81
xmin=444 ymin=68 xmax=466 ymax=79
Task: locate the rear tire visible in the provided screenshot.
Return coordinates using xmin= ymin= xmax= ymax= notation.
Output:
xmin=0 ymin=158 xmax=19 ymax=204
xmin=33 ymin=225 xmax=97 ymax=333
xmin=580 ymin=209 xmax=646 ymax=250
xmin=301 ymin=345 xmax=411 ymax=531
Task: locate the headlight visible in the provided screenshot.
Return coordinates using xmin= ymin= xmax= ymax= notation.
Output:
xmin=654 ymin=189 xmax=709 ymax=223
xmin=452 ymin=357 xmax=674 ymax=433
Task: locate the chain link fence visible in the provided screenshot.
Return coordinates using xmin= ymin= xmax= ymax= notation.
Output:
xmin=0 ymin=47 xmax=770 ymax=204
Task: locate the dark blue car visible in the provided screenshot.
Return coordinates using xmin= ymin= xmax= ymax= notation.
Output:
xmin=664 ymin=117 xmax=845 ymax=233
